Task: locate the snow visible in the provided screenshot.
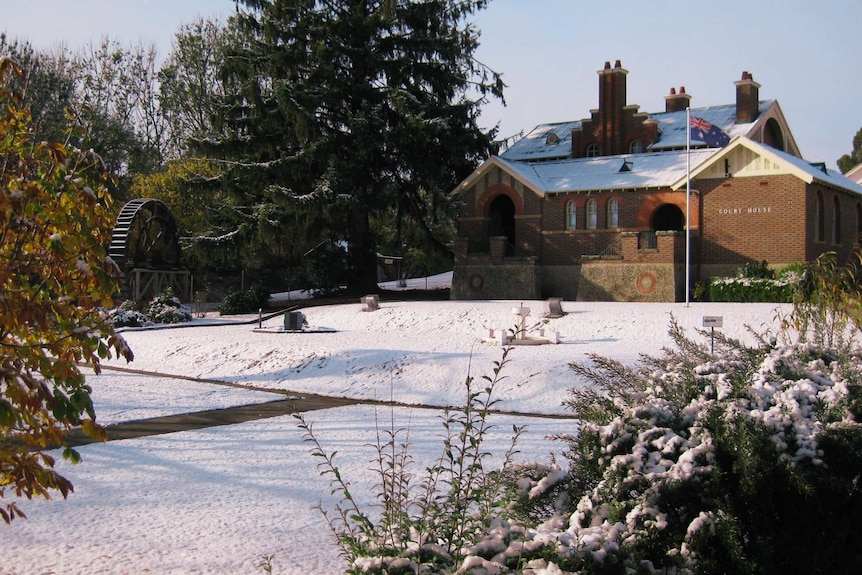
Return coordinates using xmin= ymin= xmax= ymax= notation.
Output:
xmin=2 ymin=280 xmax=789 ymax=575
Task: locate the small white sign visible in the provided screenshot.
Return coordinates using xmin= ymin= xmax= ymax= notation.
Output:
xmin=702 ymin=316 xmax=723 ymax=328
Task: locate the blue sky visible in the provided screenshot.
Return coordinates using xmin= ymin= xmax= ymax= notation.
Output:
xmin=4 ymin=0 xmax=861 ymax=168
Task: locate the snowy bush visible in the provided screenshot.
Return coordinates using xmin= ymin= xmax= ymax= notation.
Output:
xmin=708 ymin=260 xmax=799 ymax=302
xmin=142 ymin=288 xmax=192 ymax=324
xmin=550 ymin=319 xmax=862 ymax=575
xmin=107 ymin=288 xmax=192 ymax=326
xmin=106 ymin=307 xmax=151 ymax=327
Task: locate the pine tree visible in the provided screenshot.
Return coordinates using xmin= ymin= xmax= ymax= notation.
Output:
xmin=196 ymin=0 xmax=503 ymax=292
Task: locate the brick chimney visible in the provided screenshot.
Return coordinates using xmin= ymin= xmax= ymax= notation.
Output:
xmin=664 ymin=86 xmax=692 ymax=113
xmin=734 ymin=71 xmax=761 ymax=124
xmin=597 ymin=60 xmax=628 ymax=155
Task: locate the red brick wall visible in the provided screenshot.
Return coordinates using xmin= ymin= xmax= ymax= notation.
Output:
xmin=457 ymin=168 xmax=862 ymax=282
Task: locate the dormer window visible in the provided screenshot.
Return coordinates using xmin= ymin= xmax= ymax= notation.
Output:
xmin=629 ymin=139 xmax=643 ymax=154
xmin=585 ymin=143 xmax=599 ymax=158
xmin=546 ymin=133 xmax=560 ymax=145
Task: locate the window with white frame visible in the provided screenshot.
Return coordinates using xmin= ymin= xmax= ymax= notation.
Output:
xmin=607 ymin=197 xmax=619 ymax=228
xmin=629 ymin=139 xmax=642 ymax=154
xmin=586 ymin=198 xmax=597 ymax=229
xmin=585 ymin=143 xmax=599 ymax=158
xmin=565 ymin=200 xmax=577 ymax=229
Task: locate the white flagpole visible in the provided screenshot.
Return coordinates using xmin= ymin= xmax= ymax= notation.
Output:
xmin=685 ymin=107 xmax=691 ymax=307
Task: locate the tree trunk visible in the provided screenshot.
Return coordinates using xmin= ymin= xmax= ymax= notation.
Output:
xmin=346 ymin=206 xmax=379 ymax=294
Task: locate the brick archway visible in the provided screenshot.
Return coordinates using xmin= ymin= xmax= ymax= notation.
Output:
xmin=636 ymin=191 xmax=698 ymax=229
xmin=476 ymin=184 xmax=523 ymax=217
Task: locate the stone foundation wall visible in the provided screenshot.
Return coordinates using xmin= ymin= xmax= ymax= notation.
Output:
xmin=577 ymin=262 xmax=682 ymax=302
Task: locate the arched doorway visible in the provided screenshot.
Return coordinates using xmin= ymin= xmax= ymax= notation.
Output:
xmin=652 ymin=204 xmax=685 ymax=231
xmin=488 ymin=194 xmax=516 ymax=254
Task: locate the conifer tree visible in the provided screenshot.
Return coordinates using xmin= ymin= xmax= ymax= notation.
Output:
xmin=195 ymin=0 xmax=503 ymax=291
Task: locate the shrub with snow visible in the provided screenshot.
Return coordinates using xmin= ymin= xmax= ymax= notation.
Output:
xmin=142 ymin=289 xmax=192 ymax=324
xmin=547 ymin=319 xmax=862 ymax=574
xmin=107 ymin=289 xmax=192 ymax=327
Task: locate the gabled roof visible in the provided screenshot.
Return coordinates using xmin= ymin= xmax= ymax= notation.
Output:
xmin=671 ymin=137 xmax=862 ymax=196
xmin=499 ymin=100 xmax=785 ymax=162
xmin=458 ymin=149 xmax=715 ymax=197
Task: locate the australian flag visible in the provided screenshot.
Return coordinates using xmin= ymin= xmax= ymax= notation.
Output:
xmin=690 ymin=115 xmax=730 ymax=147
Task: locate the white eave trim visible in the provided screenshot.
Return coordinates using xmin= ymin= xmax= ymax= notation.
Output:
xmin=669 ymin=136 xmax=814 ymax=190
xmin=456 ymin=156 xmax=548 ymax=197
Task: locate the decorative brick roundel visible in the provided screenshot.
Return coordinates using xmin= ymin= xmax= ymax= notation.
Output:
xmin=469 ymin=274 xmax=484 ymax=290
xmin=636 ymin=271 xmax=657 ymax=294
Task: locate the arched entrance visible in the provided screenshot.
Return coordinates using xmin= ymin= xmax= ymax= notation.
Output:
xmin=488 ymin=195 xmax=516 ymax=254
xmin=652 ymin=204 xmax=685 ymax=231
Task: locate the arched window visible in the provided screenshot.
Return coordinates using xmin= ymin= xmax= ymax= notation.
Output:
xmin=585 ymin=143 xmax=599 ymax=158
xmin=607 ymin=198 xmax=619 ymax=228
xmin=629 ymin=139 xmax=643 ymax=154
xmin=565 ymin=200 xmax=577 ymax=230
xmin=586 ymin=198 xmax=597 ymax=229
xmin=816 ymin=191 xmax=825 ymax=242
xmin=833 ymin=195 xmax=842 ymax=245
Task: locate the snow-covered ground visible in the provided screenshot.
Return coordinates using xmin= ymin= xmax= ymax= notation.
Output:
xmin=2 ymin=278 xmax=789 ymax=575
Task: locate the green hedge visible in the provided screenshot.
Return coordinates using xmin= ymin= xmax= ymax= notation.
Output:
xmin=709 ymin=276 xmax=794 ymax=302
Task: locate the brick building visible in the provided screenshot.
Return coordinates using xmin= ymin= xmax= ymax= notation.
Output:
xmin=451 ymin=60 xmax=862 ymax=301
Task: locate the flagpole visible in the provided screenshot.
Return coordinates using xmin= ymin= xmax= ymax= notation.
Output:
xmin=685 ymin=107 xmax=691 ymax=307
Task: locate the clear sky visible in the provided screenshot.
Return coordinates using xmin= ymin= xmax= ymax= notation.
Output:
xmin=4 ymin=0 xmax=861 ymax=168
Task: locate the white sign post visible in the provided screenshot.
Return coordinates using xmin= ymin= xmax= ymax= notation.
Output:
xmin=702 ymin=316 xmax=723 ymax=353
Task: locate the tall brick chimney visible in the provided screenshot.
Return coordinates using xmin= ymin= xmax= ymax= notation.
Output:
xmin=571 ymin=60 xmax=659 ymax=158
xmin=734 ymin=71 xmax=761 ymax=124
xmin=664 ymin=86 xmax=692 ymax=113
xmin=597 ymin=60 xmax=628 ymax=155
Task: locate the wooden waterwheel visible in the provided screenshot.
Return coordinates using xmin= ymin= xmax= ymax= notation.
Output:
xmin=109 ymin=199 xmax=188 ymax=301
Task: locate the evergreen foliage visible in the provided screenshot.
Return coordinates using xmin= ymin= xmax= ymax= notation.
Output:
xmin=193 ymin=0 xmax=503 ymax=291
xmin=218 ymin=283 xmax=271 ymax=315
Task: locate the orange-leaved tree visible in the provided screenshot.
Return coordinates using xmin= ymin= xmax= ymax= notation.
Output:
xmin=0 ymin=57 xmax=134 ymax=523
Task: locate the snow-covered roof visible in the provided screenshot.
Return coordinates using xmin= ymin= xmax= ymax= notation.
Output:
xmin=498 ymin=121 xmax=580 ymax=161
xmin=647 ymin=102 xmax=771 ymax=151
xmin=500 ymin=101 xmax=774 ymax=162
xmin=493 ymin=149 xmax=716 ymax=195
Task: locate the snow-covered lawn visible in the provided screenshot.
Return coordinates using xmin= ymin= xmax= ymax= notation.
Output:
xmin=2 ymin=292 xmax=788 ymax=575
